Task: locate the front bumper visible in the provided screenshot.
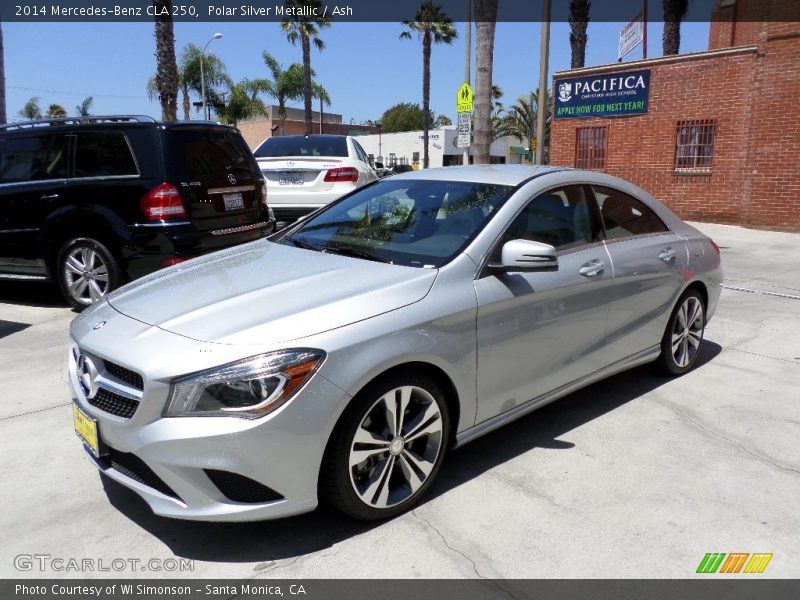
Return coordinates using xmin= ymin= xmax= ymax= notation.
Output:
xmin=68 ymin=334 xmax=349 ymax=522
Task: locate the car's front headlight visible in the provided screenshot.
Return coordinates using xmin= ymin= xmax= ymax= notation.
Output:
xmin=164 ymin=349 xmax=325 ymax=419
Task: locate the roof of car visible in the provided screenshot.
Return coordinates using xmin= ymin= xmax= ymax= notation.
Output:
xmin=0 ymin=115 xmax=237 ymax=134
xmin=388 ymin=164 xmax=568 ymax=187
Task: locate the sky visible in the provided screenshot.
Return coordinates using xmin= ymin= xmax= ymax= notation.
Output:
xmin=3 ymin=6 xmax=712 ymax=125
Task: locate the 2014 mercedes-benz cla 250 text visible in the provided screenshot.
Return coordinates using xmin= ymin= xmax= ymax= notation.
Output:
xmin=69 ymin=166 xmax=722 ymax=522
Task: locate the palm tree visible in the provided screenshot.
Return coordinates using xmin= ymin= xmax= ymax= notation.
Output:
xmin=495 ymin=90 xmax=551 ymax=161
xmin=400 ymin=1 xmax=457 ymax=169
xmin=19 ymin=97 xmax=42 ymax=120
xmin=46 ymin=104 xmax=68 ymax=118
xmin=261 ymin=52 xmax=304 ymax=134
xmin=152 ymin=0 xmax=179 ymax=121
xmin=473 ymin=0 xmax=498 ymax=164
xmin=280 ymin=0 xmax=331 ymax=135
xmin=214 ymin=78 xmax=270 ymax=127
xmin=569 ymin=0 xmax=590 ymax=68
xmin=313 ymin=81 xmax=331 ymax=133
xmin=75 ymin=96 xmax=93 ymax=117
xmin=0 ymin=22 xmax=7 ymax=124
xmin=148 ymin=43 xmax=228 ymax=120
xmin=663 ymin=0 xmax=690 ymax=55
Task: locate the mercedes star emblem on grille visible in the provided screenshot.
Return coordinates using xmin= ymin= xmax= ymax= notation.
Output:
xmin=76 ymin=353 xmax=99 ymax=399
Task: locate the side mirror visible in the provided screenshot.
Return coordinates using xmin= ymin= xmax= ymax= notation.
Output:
xmin=489 ymin=239 xmax=558 ymax=273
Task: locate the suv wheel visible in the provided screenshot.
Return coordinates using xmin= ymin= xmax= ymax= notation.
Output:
xmin=321 ymin=372 xmax=450 ymax=521
xmin=56 ymin=238 xmax=122 ymax=309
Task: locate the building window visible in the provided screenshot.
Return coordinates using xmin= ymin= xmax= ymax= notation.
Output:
xmin=412 ymin=151 xmax=420 ymax=163
xmin=674 ymin=119 xmax=716 ymax=173
xmin=575 ymin=127 xmax=607 ymax=170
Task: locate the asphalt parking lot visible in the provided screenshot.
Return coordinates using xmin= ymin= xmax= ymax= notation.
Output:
xmin=1 ymin=222 xmax=798 ymax=579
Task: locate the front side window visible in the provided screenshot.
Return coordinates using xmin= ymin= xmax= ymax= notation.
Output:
xmin=0 ymin=135 xmax=68 ymax=183
xmin=674 ymin=119 xmax=716 ymax=173
xmin=592 ymin=186 xmax=668 ymax=240
xmin=74 ymin=132 xmax=137 ymax=178
xmin=284 ymin=179 xmax=513 ymax=267
xmin=575 ymin=126 xmax=607 ymax=170
xmin=499 ymin=185 xmax=600 ymax=252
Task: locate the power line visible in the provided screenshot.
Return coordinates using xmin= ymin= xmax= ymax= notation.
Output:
xmin=8 ymin=84 xmax=147 ymax=100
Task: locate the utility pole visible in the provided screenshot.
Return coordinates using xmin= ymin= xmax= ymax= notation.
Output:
xmin=535 ymin=0 xmax=551 ymax=165
xmin=463 ymin=0 xmax=471 ymax=165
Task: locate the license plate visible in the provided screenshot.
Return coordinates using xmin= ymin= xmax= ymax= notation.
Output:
xmin=223 ymin=193 xmax=244 ymax=211
xmin=278 ymin=172 xmax=304 ymax=185
xmin=73 ymin=402 xmax=100 ymax=457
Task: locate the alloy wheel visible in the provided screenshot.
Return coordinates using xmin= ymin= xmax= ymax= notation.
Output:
xmin=348 ymin=385 xmax=444 ymax=509
xmin=672 ymin=296 xmax=704 ymax=368
xmin=63 ymin=245 xmax=110 ymax=305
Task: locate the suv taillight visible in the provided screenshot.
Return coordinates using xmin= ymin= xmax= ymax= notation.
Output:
xmin=140 ymin=183 xmax=188 ymax=220
xmin=260 ymin=181 xmax=268 ymax=208
xmin=324 ymin=167 xmax=359 ymax=183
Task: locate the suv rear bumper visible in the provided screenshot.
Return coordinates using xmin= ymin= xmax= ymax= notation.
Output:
xmin=124 ymin=219 xmax=275 ymax=280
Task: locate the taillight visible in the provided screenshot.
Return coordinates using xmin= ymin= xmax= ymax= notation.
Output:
xmin=324 ymin=167 xmax=359 ymax=183
xmin=709 ymin=239 xmax=720 ymax=254
xmin=140 ymin=182 xmax=188 ymax=220
xmin=160 ymin=257 xmax=191 ymax=268
xmin=260 ymin=181 xmax=268 ymax=208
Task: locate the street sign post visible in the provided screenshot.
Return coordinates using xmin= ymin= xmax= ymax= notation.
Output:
xmin=456 ymin=82 xmax=474 ymax=150
xmin=456 ymin=82 xmax=474 ymax=113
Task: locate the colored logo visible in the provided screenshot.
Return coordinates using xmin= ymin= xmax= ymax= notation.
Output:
xmin=558 ymin=82 xmax=572 ymax=102
xmin=697 ymin=553 xmax=773 ymax=574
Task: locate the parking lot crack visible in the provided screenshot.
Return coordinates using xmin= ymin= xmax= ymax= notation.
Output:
xmin=0 ymin=402 xmax=70 ymax=422
xmin=656 ymin=399 xmax=800 ymax=476
xmin=411 ymin=510 xmax=489 ymax=579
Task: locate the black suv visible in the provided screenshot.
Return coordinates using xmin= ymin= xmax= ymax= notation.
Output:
xmin=0 ymin=116 xmax=274 ymax=308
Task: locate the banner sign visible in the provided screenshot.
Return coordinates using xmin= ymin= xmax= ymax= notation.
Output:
xmin=618 ymin=11 xmax=644 ymax=59
xmin=554 ymin=69 xmax=650 ymax=120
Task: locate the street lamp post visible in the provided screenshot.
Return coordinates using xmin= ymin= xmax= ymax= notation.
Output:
xmin=200 ymin=32 xmax=222 ymax=121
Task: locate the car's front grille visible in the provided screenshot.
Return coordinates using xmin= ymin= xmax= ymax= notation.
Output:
xmin=88 ymin=388 xmax=139 ymax=419
xmin=101 ymin=449 xmax=181 ymax=501
xmin=204 ymin=469 xmax=284 ymax=503
xmin=103 ymin=360 xmax=144 ymax=391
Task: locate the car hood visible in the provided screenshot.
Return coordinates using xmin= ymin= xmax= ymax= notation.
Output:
xmin=106 ymin=241 xmax=437 ymax=346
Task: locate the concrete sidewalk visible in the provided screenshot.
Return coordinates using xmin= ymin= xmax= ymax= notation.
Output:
xmin=1 ymin=222 xmax=798 ymax=578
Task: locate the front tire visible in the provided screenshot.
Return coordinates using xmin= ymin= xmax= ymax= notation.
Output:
xmin=320 ymin=372 xmax=450 ymax=521
xmin=656 ymin=289 xmax=706 ymax=375
xmin=56 ymin=237 xmax=123 ymax=310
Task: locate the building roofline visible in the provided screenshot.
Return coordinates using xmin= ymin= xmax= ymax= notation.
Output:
xmin=553 ymin=45 xmax=758 ymax=78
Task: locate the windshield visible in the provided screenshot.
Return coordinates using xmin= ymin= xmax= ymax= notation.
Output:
xmin=254 ymin=135 xmax=348 ymax=158
xmin=281 ymin=179 xmax=513 ymax=268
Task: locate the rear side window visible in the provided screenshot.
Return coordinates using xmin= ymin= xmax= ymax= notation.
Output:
xmin=592 ymin=186 xmax=668 ymax=239
xmin=254 ymin=136 xmax=348 ymax=158
xmin=0 ymin=135 xmax=69 ymax=183
xmin=165 ymin=129 xmax=255 ymax=180
xmin=74 ymin=132 xmax=138 ymax=178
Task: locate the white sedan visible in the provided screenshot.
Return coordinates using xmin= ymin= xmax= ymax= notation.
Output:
xmin=254 ymin=134 xmax=378 ymax=223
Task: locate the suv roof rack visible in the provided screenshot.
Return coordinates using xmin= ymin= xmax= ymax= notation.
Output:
xmin=0 ymin=115 xmax=158 ymax=131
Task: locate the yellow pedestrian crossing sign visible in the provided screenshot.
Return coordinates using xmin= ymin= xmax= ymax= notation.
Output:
xmin=456 ymin=82 xmax=474 ymax=113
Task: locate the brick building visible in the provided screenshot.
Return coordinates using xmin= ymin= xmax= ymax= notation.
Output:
xmin=236 ymin=105 xmax=378 ymax=150
xmin=549 ymin=0 xmax=800 ymax=230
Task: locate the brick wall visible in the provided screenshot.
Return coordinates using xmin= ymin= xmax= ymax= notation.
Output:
xmin=550 ymin=22 xmax=800 ymax=230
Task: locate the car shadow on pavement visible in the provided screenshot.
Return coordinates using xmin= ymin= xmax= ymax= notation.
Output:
xmin=0 ymin=281 xmax=68 ymax=308
xmin=101 ymin=341 xmax=722 ymax=565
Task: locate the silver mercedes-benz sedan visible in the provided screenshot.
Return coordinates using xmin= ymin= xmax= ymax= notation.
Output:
xmin=69 ymin=165 xmax=722 ymax=522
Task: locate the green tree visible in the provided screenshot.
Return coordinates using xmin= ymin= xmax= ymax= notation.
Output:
xmin=75 ymin=96 xmax=93 ymax=117
xmin=148 ymin=43 xmax=229 ymax=120
xmin=0 ymin=23 xmax=6 ymax=124
xmin=380 ymin=102 xmax=430 ymax=133
xmin=494 ymin=90 xmax=551 ymax=161
xmin=19 ymin=96 xmax=42 ymax=120
xmin=400 ymin=1 xmax=457 ymax=168
xmin=261 ymin=52 xmax=304 ymax=134
xmin=46 ymin=104 xmax=67 ymax=118
xmin=663 ymin=0 xmax=690 ymax=55
xmin=473 ymin=0 xmax=498 ymax=164
xmin=280 ymin=0 xmax=331 ymax=135
xmin=569 ymin=0 xmax=590 ymax=68
xmin=213 ymin=78 xmax=270 ymax=127
xmin=152 ymin=0 xmax=179 ymax=121
xmin=433 ymin=114 xmax=452 ymax=127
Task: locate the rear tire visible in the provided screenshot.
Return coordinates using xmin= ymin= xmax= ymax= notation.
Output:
xmin=56 ymin=237 xmax=123 ymax=310
xmin=320 ymin=372 xmax=450 ymax=521
xmin=656 ymin=289 xmax=706 ymax=376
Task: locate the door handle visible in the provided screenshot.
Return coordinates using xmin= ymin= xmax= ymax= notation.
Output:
xmin=659 ymin=247 xmax=676 ymax=262
xmin=579 ymin=259 xmax=605 ymax=277
xmin=40 ymin=193 xmax=60 ymax=200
